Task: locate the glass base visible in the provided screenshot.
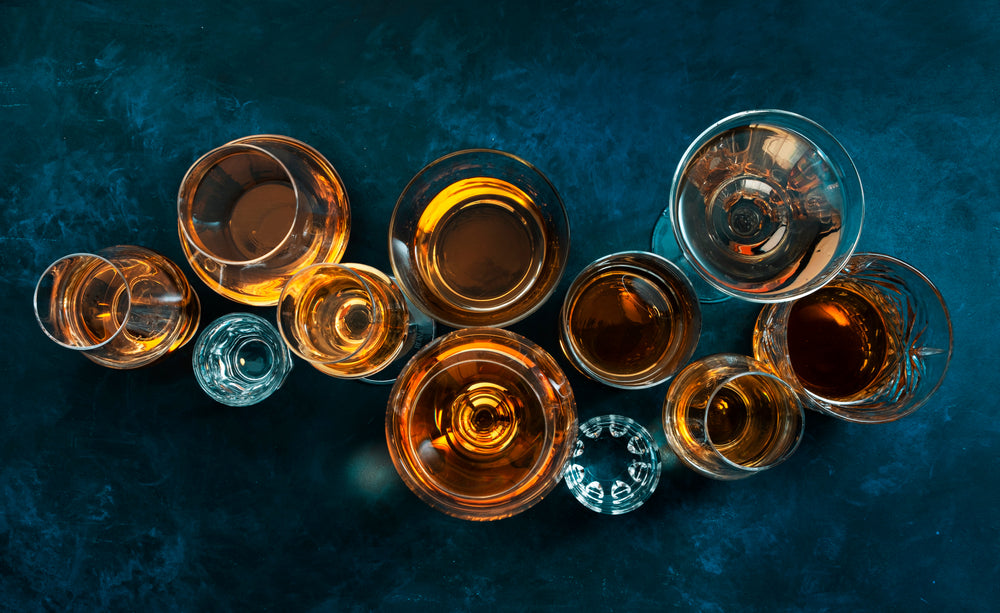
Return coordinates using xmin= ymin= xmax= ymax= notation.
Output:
xmin=651 ymin=211 xmax=730 ymax=304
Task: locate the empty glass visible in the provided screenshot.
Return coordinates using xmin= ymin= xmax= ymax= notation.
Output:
xmin=33 ymin=245 xmax=200 ymax=368
xmin=663 ymin=354 xmax=804 ymax=480
xmin=563 ymin=414 xmax=661 ymax=514
xmin=753 ymin=253 xmax=953 ymax=422
xmin=177 ymin=134 xmax=350 ymax=306
xmin=192 ymin=313 xmax=293 ymax=406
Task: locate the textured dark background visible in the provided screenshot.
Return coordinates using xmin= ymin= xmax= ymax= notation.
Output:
xmin=2 ymin=1 xmax=997 ymax=611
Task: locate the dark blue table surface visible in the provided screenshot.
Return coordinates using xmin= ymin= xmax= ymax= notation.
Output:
xmin=2 ymin=1 xmax=997 ymax=611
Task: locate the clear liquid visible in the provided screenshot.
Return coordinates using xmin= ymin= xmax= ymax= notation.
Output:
xmin=677 ymin=124 xmax=844 ymax=294
xmin=193 ymin=314 xmax=292 ymax=406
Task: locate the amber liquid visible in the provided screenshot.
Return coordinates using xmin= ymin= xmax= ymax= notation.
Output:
xmin=786 ymin=284 xmax=895 ymax=400
xmin=704 ymin=375 xmax=793 ymax=467
xmin=565 ymin=265 xmax=696 ymax=378
xmin=395 ymin=340 xmax=553 ymax=500
xmin=412 ymin=177 xmax=549 ymax=315
xmin=282 ymin=266 xmax=408 ymax=378
xmin=677 ymin=124 xmax=845 ymax=294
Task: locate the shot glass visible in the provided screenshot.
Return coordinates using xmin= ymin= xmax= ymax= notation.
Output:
xmin=178 ymin=134 xmax=350 ymax=306
xmin=277 ymin=263 xmax=411 ymax=380
xmin=753 ymin=253 xmax=953 ymax=423
xmin=192 ymin=313 xmax=293 ymax=406
xmin=559 ymin=251 xmax=701 ymax=388
xmin=663 ymin=354 xmax=804 ymax=480
xmin=33 ymin=245 xmax=200 ymax=369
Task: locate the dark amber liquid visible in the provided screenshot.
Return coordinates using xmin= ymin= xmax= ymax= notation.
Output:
xmin=705 ymin=376 xmax=786 ymax=467
xmin=787 ymin=285 xmax=891 ymax=399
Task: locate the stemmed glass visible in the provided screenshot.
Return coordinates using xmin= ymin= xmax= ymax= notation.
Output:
xmin=177 ymin=134 xmax=350 ymax=306
xmin=663 ymin=354 xmax=805 ymax=480
xmin=385 ymin=327 xmax=578 ymax=521
xmin=753 ymin=253 xmax=953 ymax=422
xmin=653 ymin=110 xmax=864 ymax=303
xmin=277 ymin=263 xmax=433 ymax=381
xmin=389 ymin=149 xmax=570 ymax=328
xmin=34 ymin=245 xmax=200 ymax=369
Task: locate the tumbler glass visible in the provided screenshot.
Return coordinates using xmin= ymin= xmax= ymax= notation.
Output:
xmin=389 ymin=149 xmax=570 ymax=328
xmin=559 ymin=251 xmax=701 ymax=388
xmin=192 ymin=313 xmax=293 ymax=406
xmin=659 ymin=110 xmax=864 ymax=302
xmin=34 ymin=245 xmax=200 ymax=368
xmin=386 ymin=327 xmax=578 ymax=521
xmin=663 ymin=354 xmax=804 ymax=480
xmin=753 ymin=253 xmax=953 ymax=423
xmin=178 ymin=134 xmax=350 ymax=306
xmin=277 ymin=263 xmax=413 ymax=380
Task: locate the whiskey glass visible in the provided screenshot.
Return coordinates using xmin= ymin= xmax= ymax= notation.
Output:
xmin=753 ymin=253 xmax=953 ymax=423
xmin=386 ymin=327 xmax=578 ymax=521
xmin=178 ymin=134 xmax=350 ymax=306
xmin=192 ymin=313 xmax=293 ymax=406
xmin=277 ymin=263 xmax=418 ymax=380
xmin=389 ymin=149 xmax=570 ymax=328
xmin=33 ymin=245 xmax=200 ymax=369
xmin=663 ymin=354 xmax=804 ymax=480
xmin=664 ymin=110 xmax=864 ymax=302
xmin=563 ymin=414 xmax=661 ymax=515
xmin=559 ymin=251 xmax=701 ymax=389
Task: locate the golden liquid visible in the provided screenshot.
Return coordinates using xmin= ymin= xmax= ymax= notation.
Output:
xmin=280 ymin=266 xmax=408 ymax=378
xmin=394 ymin=340 xmax=556 ymax=500
xmin=412 ymin=177 xmax=548 ymax=315
xmin=704 ymin=375 xmax=791 ymax=467
xmin=786 ymin=284 xmax=894 ymax=400
xmin=565 ymin=265 xmax=696 ymax=378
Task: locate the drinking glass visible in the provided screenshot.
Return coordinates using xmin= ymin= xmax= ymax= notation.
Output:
xmin=563 ymin=414 xmax=661 ymax=515
xmin=753 ymin=253 xmax=953 ymax=423
xmin=177 ymin=134 xmax=350 ymax=306
xmin=661 ymin=110 xmax=864 ymax=302
xmin=389 ymin=149 xmax=570 ymax=328
xmin=559 ymin=251 xmax=701 ymax=389
xmin=33 ymin=245 xmax=201 ymax=369
xmin=192 ymin=313 xmax=293 ymax=406
xmin=277 ymin=263 xmax=427 ymax=380
xmin=386 ymin=327 xmax=578 ymax=521
xmin=663 ymin=354 xmax=804 ymax=480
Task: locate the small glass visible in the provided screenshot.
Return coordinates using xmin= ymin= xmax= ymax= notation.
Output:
xmin=33 ymin=245 xmax=201 ymax=369
xmin=662 ymin=109 xmax=864 ymax=302
xmin=559 ymin=251 xmax=701 ymax=388
xmin=386 ymin=327 xmax=578 ymax=521
xmin=753 ymin=253 xmax=953 ymax=423
xmin=277 ymin=263 xmax=416 ymax=380
xmin=563 ymin=414 xmax=661 ymax=515
xmin=192 ymin=313 xmax=293 ymax=406
xmin=663 ymin=354 xmax=804 ymax=480
xmin=177 ymin=134 xmax=350 ymax=306
xmin=389 ymin=149 xmax=570 ymax=328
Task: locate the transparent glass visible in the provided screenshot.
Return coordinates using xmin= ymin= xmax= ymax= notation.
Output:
xmin=33 ymin=245 xmax=201 ymax=369
xmin=386 ymin=327 xmax=578 ymax=521
xmin=178 ymin=134 xmax=350 ymax=306
xmin=559 ymin=251 xmax=701 ymax=388
xmin=753 ymin=253 xmax=953 ymax=423
xmin=389 ymin=149 xmax=570 ymax=328
xmin=666 ymin=110 xmax=864 ymax=302
xmin=563 ymin=414 xmax=661 ymax=515
xmin=277 ymin=263 xmax=416 ymax=380
xmin=663 ymin=354 xmax=804 ymax=480
xmin=193 ymin=313 xmax=293 ymax=406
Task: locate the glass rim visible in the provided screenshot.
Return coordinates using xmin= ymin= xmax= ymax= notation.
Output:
xmin=559 ymin=249 xmax=701 ymax=389
xmin=668 ymin=108 xmax=865 ymax=303
xmin=33 ymin=251 xmax=132 ymax=351
xmin=388 ymin=148 xmax=571 ymax=329
xmin=177 ymin=136 xmax=302 ymax=266
xmin=701 ymin=369 xmax=805 ymax=472
xmin=276 ymin=262 xmax=382 ymax=365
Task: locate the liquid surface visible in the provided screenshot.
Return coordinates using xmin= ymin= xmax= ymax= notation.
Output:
xmin=787 ymin=284 xmax=892 ymax=399
xmin=706 ymin=375 xmax=786 ymax=467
